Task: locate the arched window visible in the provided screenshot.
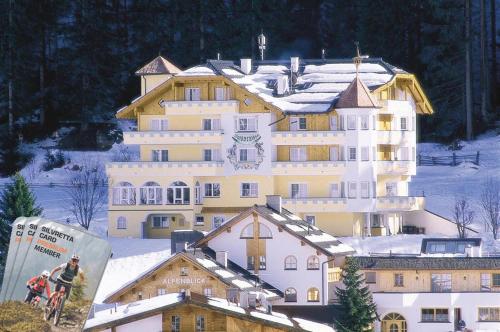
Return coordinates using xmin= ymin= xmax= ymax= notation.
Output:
xmin=284 ymin=256 xmax=297 ymax=270
xmin=284 ymin=288 xmax=297 ymax=302
xmin=167 ymin=181 xmax=190 ymax=205
xmin=112 ymin=182 xmax=136 ymax=205
xmin=307 ymin=255 xmax=319 ymax=270
xmin=116 ymin=216 xmax=127 ymax=229
xmin=307 ymin=287 xmax=319 ymax=302
xmin=240 ymin=223 xmax=273 ymax=239
xmin=140 ymin=182 xmax=162 ymax=205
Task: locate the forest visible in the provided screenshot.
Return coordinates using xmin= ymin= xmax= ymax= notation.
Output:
xmin=0 ymin=0 xmax=498 ymax=174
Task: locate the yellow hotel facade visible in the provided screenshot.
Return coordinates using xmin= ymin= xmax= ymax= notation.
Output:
xmin=107 ymin=55 xmax=434 ymax=239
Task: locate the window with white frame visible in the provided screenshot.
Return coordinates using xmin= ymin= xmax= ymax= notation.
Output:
xmin=237 ymin=117 xmax=257 ymax=132
xmin=204 ymin=183 xmax=220 ymax=197
xmin=152 ymin=216 xmax=169 ymax=228
xmin=386 ymin=182 xmax=397 ymax=197
xmin=290 ymin=116 xmax=307 ymax=131
xmin=195 ymin=215 xmax=204 ymax=226
xmin=291 ymin=183 xmax=307 ymax=198
xmin=307 ymin=256 xmax=320 ymax=270
xmin=421 ymin=308 xmax=449 ymax=322
xmin=171 ymin=316 xmax=181 ymax=332
xmin=166 ymin=181 xmax=190 ymax=204
xmin=150 ymin=119 xmax=168 ymax=131
xmin=284 ymin=256 xmax=297 ymax=270
xmin=372 ymin=181 xmax=377 ymax=198
xmin=361 ymin=146 xmax=369 ymax=161
xmin=360 ymin=182 xmax=369 ymax=198
xmin=203 ymin=287 xmax=212 ymax=297
xmin=140 ymin=182 xmax=162 ymax=205
xmin=348 ymin=182 xmax=357 ymax=198
xmin=212 ymin=216 xmax=225 ymax=229
xmin=330 ymin=183 xmax=340 ymax=198
xmin=360 ymin=115 xmax=369 ymax=130
xmin=493 ymin=273 xmax=500 ymax=287
xmin=478 ymin=307 xmax=500 ymax=322
xmin=400 ymin=117 xmax=408 ymax=130
xmin=290 ymin=147 xmax=307 ymax=161
xmin=117 ymin=216 xmax=127 ymax=229
xmin=348 ymin=147 xmax=357 ymax=161
xmin=152 ymin=149 xmax=168 ymax=162
xmin=215 ymin=87 xmax=230 ymax=101
xmin=241 ymin=183 xmax=258 ymax=197
xmin=330 ymin=146 xmax=339 ymax=161
xmin=394 ymin=273 xmax=404 ymax=287
xmin=365 ymin=272 xmax=376 ymax=284
xmin=431 ymin=273 xmax=452 ymax=292
xmin=305 ymin=215 xmax=316 ymax=225
xmin=238 ymin=148 xmax=256 ymax=162
xmin=330 ymin=115 xmax=338 ymax=130
xmin=347 ymin=115 xmax=357 ymax=130
xmin=339 ymin=115 xmax=345 ymax=130
xmin=202 ymin=118 xmax=221 ymax=131
xmin=481 ymin=273 xmax=491 ymax=291
xmin=112 ymin=182 xmax=136 ymax=205
xmin=203 ymin=149 xmax=220 ymax=161
xmin=157 ymin=288 xmax=166 ymax=296
xmin=400 ymin=147 xmax=409 ymax=161
xmin=185 ymin=87 xmax=201 ymax=101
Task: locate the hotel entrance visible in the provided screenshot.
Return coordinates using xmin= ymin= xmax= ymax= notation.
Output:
xmin=381 ymin=313 xmax=407 ymax=332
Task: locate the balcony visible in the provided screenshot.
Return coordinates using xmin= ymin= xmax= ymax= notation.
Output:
xmin=106 ymin=161 xmax=224 ymax=177
xmin=161 ymin=100 xmax=239 ymax=115
xmin=372 ymin=292 xmax=500 ymax=308
xmin=282 ymin=197 xmax=347 ymax=213
xmin=376 ymin=196 xmax=425 ymax=211
xmin=272 ymin=161 xmax=346 ymax=176
xmin=377 ymin=160 xmax=416 ymax=175
xmin=122 ymin=130 xmax=223 ymax=145
xmin=271 ymin=130 xmax=346 ymax=145
xmin=377 ymin=130 xmax=413 ymax=145
xmin=379 ymin=100 xmax=413 ymax=114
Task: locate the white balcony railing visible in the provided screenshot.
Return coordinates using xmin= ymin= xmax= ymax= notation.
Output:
xmin=376 ymin=196 xmax=425 ymax=211
xmin=377 ymin=130 xmax=413 ymax=145
xmin=272 ymin=161 xmax=346 ymax=175
xmin=282 ymin=197 xmax=347 ymax=213
xmin=377 ymin=160 xmax=416 ymax=175
xmin=106 ymin=161 xmax=224 ymax=176
xmin=271 ymin=130 xmax=346 ymax=145
xmin=161 ymin=100 xmax=239 ymax=114
xmin=122 ymin=130 xmax=223 ymax=145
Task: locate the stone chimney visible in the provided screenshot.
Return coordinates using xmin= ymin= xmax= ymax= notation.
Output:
xmin=240 ymin=58 xmax=252 ymax=75
xmin=266 ymin=195 xmax=282 ymax=214
xmin=290 ymin=57 xmax=299 ymax=73
xmin=216 ymin=251 xmax=228 ymax=268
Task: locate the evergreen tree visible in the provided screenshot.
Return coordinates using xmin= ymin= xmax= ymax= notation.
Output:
xmin=0 ymin=173 xmax=43 ymax=224
xmin=334 ymin=258 xmax=378 ymax=332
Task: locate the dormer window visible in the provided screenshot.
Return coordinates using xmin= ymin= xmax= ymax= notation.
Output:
xmin=185 ymin=87 xmax=201 ymax=101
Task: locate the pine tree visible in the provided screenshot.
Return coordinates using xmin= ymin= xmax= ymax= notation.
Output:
xmin=334 ymin=258 xmax=378 ymax=332
xmin=0 ymin=173 xmax=43 ymax=224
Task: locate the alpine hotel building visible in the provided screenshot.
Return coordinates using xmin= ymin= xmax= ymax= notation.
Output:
xmin=107 ymin=54 xmax=434 ymax=239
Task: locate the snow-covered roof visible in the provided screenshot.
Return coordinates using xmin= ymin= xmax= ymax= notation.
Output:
xmin=85 ymin=293 xmax=335 ymax=331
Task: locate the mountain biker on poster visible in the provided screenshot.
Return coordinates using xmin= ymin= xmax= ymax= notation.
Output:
xmin=47 ymin=253 xmax=85 ymax=304
xmin=25 ymin=270 xmax=51 ymax=305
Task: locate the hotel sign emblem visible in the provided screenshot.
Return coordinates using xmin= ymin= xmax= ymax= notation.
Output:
xmin=227 ymin=133 xmax=264 ymax=170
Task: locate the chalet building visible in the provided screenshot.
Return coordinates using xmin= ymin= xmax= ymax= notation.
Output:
xmin=102 ymin=248 xmax=281 ymax=305
xmin=84 ymin=292 xmax=335 ymax=332
xmin=354 ymin=254 xmax=500 ymax=332
xmin=194 ymin=196 xmax=355 ymax=306
xmin=106 ymin=51 xmax=452 ymax=239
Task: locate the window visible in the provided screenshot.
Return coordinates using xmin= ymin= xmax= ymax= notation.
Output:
xmin=493 ymin=273 xmax=500 ymax=287
xmin=116 ymin=216 xmax=127 ymax=229
xmin=137 ymin=292 xmax=142 ymax=300
xmin=400 ymin=147 xmax=409 ymax=161
xmin=290 ymin=117 xmax=307 ymax=131
xmin=348 ymin=147 xmax=357 ymax=161
xmin=427 ymin=242 xmax=447 ymax=253
xmin=259 ymin=256 xmax=266 ymax=270
xmin=150 ymin=119 xmax=168 ymax=131
xmin=330 ymin=116 xmax=338 ymax=130
xmin=360 ymin=115 xmax=369 ymax=130
xmin=180 ymin=267 xmax=188 ymax=276
xmin=307 ymin=256 xmax=320 ymax=270
xmin=400 ymin=117 xmax=408 ymax=131
xmin=365 ymin=272 xmax=376 ymax=284
xmin=212 ymin=216 xmax=225 ymax=229
xmin=204 ymin=183 xmax=220 ymax=197
xmin=140 ymin=182 xmax=162 ymax=205
xmin=360 ymin=182 xmax=369 ymax=198
xmin=203 ymin=288 xmax=212 ymax=297
xmin=284 ymin=256 xmax=297 ymax=270
xmin=478 ymin=307 xmax=500 ymax=322
xmin=431 ymin=273 xmax=452 ymax=292
xmin=196 ymin=315 xmax=205 ymax=332
xmin=290 ymin=147 xmax=307 ymax=161
xmin=240 ymin=223 xmax=273 ymax=239
xmin=202 ymin=118 xmax=221 ymax=131
xmin=215 ymin=86 xmax=229 ymax=101
xmin=203 ymin=149 xmax=220 ymax=161
xmin=307 ymin=287 xmax=320 ymax=302
xmin=421 ymin=308 xmax=449 ymax=322
xmin=305 ymin=215 xmax=316 ymax=226
xmin=394 ymin=273 xmax=404 ymax=287
xmin=284 ymin=288 xmax=297 ymax=302
xmin=247 ymin=256 xmax=255 ymax=270
xmin=291 ymin=183 xmax=307 ymax=198
xmin=361 ymin=146 xmax=369 ymax=161
xmin=195 ymin=215 xmax=205 ymax=226
xmin=386 ymin=182 xmax=397 ymax=197
xmin=157 ymin=288 xmax=166 ymax=296
xmin=348 ymin=182 xmax=357 ymax=199
xmin=241 ymin=183 xmax=258 ymax=197
xmin=237 ymin=117 xmax=257 ymax=132
xmin=238 ymin=148 xmax=257 ymax=162
xmin=152 ymin=216 xmax=169 ymax=228
xmin=185 ymin=87 xmax=200 ymax=101
xmin=330 ymin=183 xmax=340 ymax=198
xmin=330 ymin=146 xmax=339 ymax=161
xmin=112 ymin=182 xmax=136 ymax=205
xmin=347 ymin=115 xmax=357 ymax=130
xmin=167 ymin=181 xmax=190 ymax=205
xmin=171 ymin=315 xmax=181 ymax=332
xmin=152 ymin=149 xmax=168 ymax=162
xmin=481 ymin=273 xmax=491 ymax=291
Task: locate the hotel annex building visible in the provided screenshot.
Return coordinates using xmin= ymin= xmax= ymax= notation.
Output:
xmin=107 ymin=54 xmax=435 ymax=239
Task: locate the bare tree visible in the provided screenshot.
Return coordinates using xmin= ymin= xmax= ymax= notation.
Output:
xmin=453 ymin=196 xmax=474 ymax=238
xmin=66 ymin=158 xmax=107 ymax=230
xmin=480 ymin=178 xmax=500 ymax=239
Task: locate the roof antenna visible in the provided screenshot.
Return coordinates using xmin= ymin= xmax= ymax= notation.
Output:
xmin=353 ymin=41 xmax=369 ymax=77
xmin=258 ymin=30 xmax=266 ymax=61
xmin=217 ymin=52 xmax=221 ymax=60
xmin=321 ymin=48 xmax=326 ymax=60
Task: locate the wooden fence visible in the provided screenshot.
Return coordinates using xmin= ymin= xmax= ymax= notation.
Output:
xmin=417 ymin=151 xmax=480 ymax=166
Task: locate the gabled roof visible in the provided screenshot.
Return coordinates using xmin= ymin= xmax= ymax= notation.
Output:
xmin=85 ymin=292 xmax=336 ymax=332
xmin=334 ymin=76 xmax=379 ymax=109
xmin=195 ymin=205 xmax=355 ymax=256
xmin=103 ymin=249 xmax=281 ymax=303
xmin=352 ymin=256 xmax=500 ymax=270
xmin=135 ymin=56 xmax=181 ymax=76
